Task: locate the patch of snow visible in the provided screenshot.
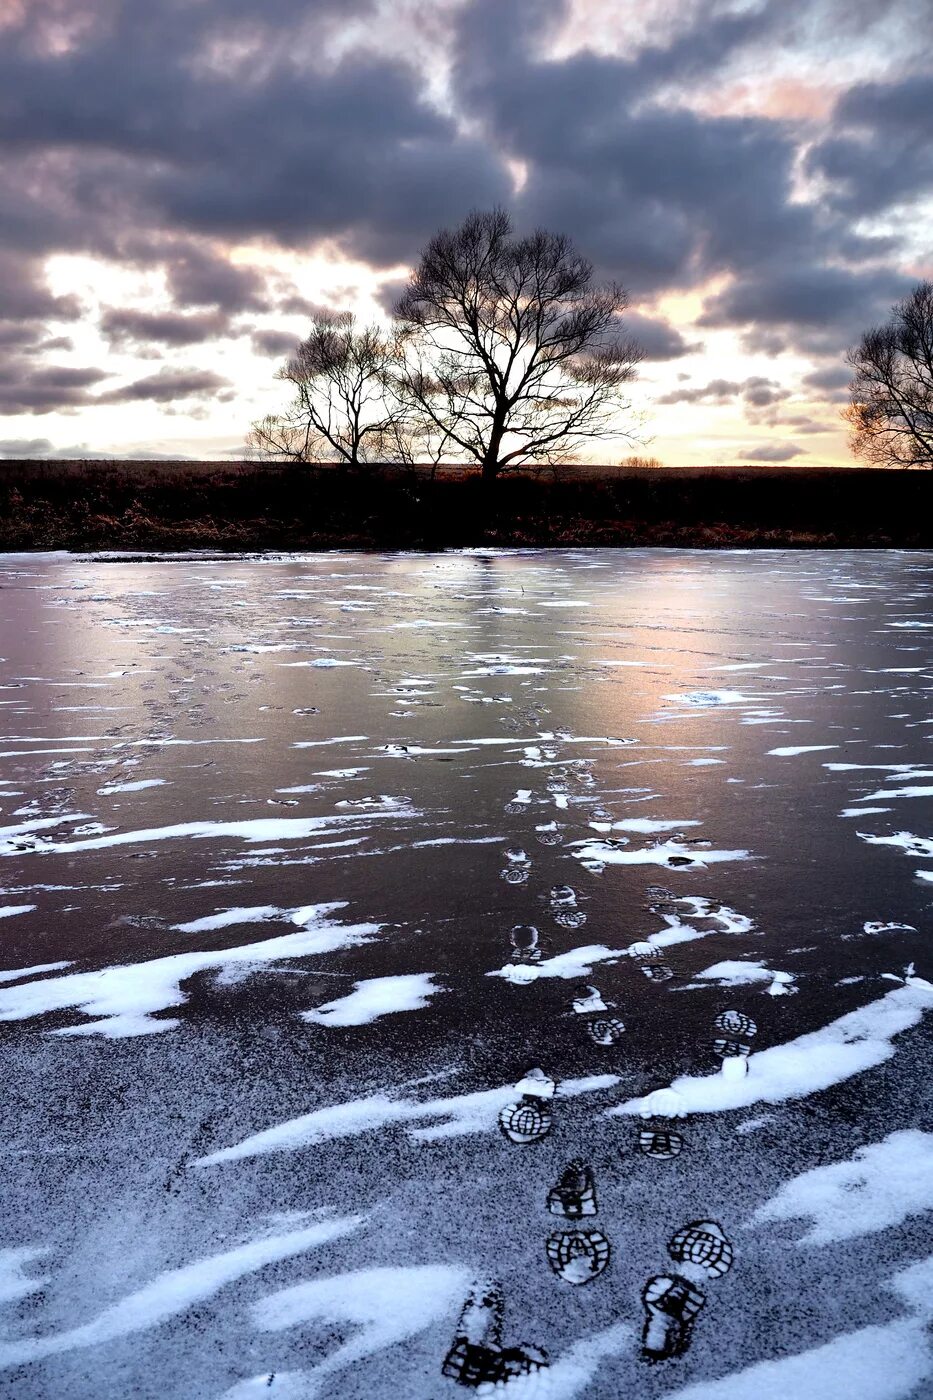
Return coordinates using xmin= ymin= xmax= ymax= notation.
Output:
xmin=768 ymin=745 xmax=839 ymax=757
xmin=0 ymin=809 xmax=419 ymax=858
xmin=663 ymin=1259 xmax=933 ymax=1400
xmin=0 ymin=961 xmax=71 ymax=984
xmin=195 ymin=1075 xmax=619 ymax=1166
xmin=0 ymin=903 xmax=379 ymax=1037
xmin=0 ymin=1216 xmax=364 ymax=1372
xmin=174 ymin=906 xmax=283 ymax=934
xmin=571 ymin=838 xmax=751 ymax=869
xmin=754 ymin=1131 xmax=933 ymax=1245
xmin=302 ymin=973 xmax=440 ymax=1027
xmin=96 ymin=779 xmax=166 ymax=794
xmin=608 ymin=981 xmax=933 ymax=1117
xmin=249 ymin=1264 xmax=470 ymax=1394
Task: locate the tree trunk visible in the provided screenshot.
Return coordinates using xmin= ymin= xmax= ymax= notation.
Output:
xmin=482 ymin=411 xmax=506 ymax=484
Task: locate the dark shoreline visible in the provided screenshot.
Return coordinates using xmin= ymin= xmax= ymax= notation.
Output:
xmin=1 ymin=458 xmax=931 ymax=551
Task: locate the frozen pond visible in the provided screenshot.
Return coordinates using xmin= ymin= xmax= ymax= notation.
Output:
xmin=0 ymin=548 xmax=931 ymax=1399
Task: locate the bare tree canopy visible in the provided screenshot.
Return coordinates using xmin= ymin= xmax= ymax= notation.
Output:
xmin=846 ymin=281 xmax=933 ymax=469
xmin=393 ymin=208 xmax=642 ymax=481
xmin=247 ymin=311 xmax=401 ymax=467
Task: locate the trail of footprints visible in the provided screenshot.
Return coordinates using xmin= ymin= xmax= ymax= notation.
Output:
xmin=445 ymin=738 xmax=747 ymax=1389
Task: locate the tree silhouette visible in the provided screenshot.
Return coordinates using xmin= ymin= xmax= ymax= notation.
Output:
xmin=248 ymin=311 xmax=401 ymax=467
xmin=846 ymin=282 xmax=933 ymax=468
xmin=392 ymin=209 xmax=642 ymax=481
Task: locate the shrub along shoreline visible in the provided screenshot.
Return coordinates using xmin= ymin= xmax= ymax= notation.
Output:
xmin=0 ymin=459 xmax=930 ymax=551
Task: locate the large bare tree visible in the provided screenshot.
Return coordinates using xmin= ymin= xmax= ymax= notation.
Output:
xmin=393 ymin=209 xmax=642 ymax=482
xmin=846 ymin=281 xmax=933 ymax=468
xmin=248 ymin=311 xmax=401 ymax=467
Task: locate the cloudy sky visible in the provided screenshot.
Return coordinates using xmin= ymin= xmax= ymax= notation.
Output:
xmin=0 ymin=0 xmax=929 ymax=465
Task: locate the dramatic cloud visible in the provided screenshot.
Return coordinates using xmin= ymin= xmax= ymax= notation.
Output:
xmin=698 ymin=265 xmax=913 ymax=350
xmin=0 ymin=0 xmax=925 ymax=460
xmin=808 ymin=74 xmax=933 ymax=216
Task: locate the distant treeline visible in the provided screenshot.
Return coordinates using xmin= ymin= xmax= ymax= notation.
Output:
xmin=0 ymin=458 xmax=930 ymax=551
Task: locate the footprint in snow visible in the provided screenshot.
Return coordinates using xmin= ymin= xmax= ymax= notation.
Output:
xmin=442 ymin=1284 xmax=548 ymax=1389
xmin=713 ymin=1008 xmax=757 ymax=1064
xmin=501 ymin=848 xmax=531 ymax=884
xmin=571 ymin=984 xmax=625 ymax=1044
xmin=498 ymin=1068 xmax=555 ymax=1144
xmin=546 ymin=1229 xmax=611 ymax=1285
xmin=545 ymin=1162 xmax=612 ymax=1284
xmin=641 ymin=1221 xmax=734 ymax=1362
xmin=547 ymin=1161 xmax=597 ymax=1219
xmin=549 ymin=884 xmax=586 ymax=928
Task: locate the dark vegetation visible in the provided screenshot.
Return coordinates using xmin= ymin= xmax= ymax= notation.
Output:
xmin=1 ymin=458 xmax=931 ymax=551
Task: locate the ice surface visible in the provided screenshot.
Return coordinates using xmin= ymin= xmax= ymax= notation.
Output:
xmin=3 ymin=550 xmax=932 ymax=1396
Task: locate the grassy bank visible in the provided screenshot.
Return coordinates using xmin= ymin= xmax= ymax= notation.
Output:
xmin=0 ymin=458 xmax=931 ymax=551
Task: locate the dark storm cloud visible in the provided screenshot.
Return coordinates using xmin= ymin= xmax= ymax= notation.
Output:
xmin=802 ymin=364 xmax=853 ymax=400
xmin=97 ymin=369 xmax=233 ymax=405
xmin=449 ymin=0 xmax=916 ymax=352
xmin=0 ymin=0 xmax=923 ymax=418
xmin=453 ymin=0 xmax=839 ymax=281
xmin=0 ymin=437 xmax=56 ymax=456
xmin=0 ymin=0 xmax=508 ymax=413
xmin=808 ymin=75 xmax=933 ymax=216
xmin=624 ymin=313 xmax=698 ymax=362
xmin=0 ymin=436 xmax=120 ymax=458
xmin=0 ymin=253 xmax=82 ymax=324
xmin=165 ymin=248 xmax=267 ymax=313
xmin=698 ymin=265 xmax=914 ymax=353
xmin=100 ymin=308 xmax=231 ymax=348
xmin=0 ymin=5 xmax=508 ymax=261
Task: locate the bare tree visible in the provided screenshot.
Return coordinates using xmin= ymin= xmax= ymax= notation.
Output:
xmin=247 ymin=311 xmax=401 ymax=467
xmin=393 ymin=209 xmax=642 ymax=482
xmin=846 ymin=281 xmax=933 ymax=468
